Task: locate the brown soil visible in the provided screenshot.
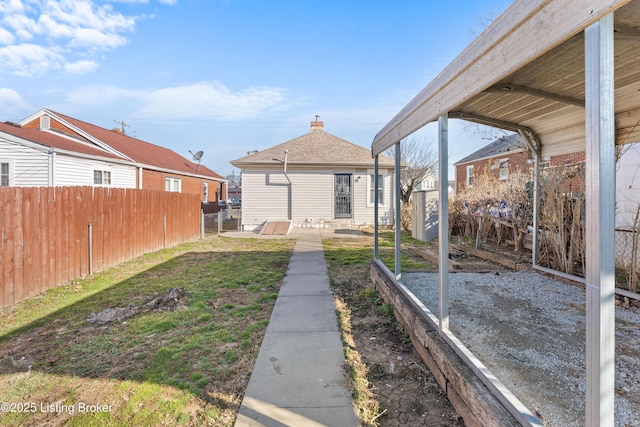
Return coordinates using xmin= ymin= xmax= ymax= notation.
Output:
xmin=326 ymin=235 xmax=534 ymax=426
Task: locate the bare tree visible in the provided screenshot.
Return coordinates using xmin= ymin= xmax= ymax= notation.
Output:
xmin=385 ymin=136 xmax=438 ymax=204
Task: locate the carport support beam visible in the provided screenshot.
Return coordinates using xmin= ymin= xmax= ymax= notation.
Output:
xmin=585 ymin=14 xmax=616 ymax=427
xmin=374 ymin=155 xmax=379 ymax=260
xmin=395 ymin=142 xmax=401 ymax=279
xmin=438 ymin=113 xmax=449 ymax=331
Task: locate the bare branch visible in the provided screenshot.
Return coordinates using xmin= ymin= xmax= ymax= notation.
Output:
xmin=384 ymin=136 xmax=438 ymax=203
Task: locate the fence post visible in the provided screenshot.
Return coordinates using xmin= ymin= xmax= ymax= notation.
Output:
xmin=88 ymin=222 xmax=93 ymax=275
xmin=163 ymin=213 xmax=167 ymax=248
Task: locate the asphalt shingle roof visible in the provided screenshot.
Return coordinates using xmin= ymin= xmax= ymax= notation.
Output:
xmin=0 ymin=121 xmax=123 ymax=160
xmin=231 ymin=127 xmax=395 ymax=168
xmin=49 ymin=110 xmax=224 ymax=180
xmin=455 ymin=133 xmax=527 ymax=165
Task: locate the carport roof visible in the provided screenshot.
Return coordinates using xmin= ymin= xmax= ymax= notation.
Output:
xmin=371 ymin=0 xmax=639 ymax=158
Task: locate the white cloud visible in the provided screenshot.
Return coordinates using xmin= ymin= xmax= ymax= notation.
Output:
xmin=0 ymin=27 xmax=15 ymax=44
xmin=0 ymin=87 xmax=33 ymax=116
xmin=0 ymin=0 xmax=27 ymax=15
xmin=0 ymin=0 xmax=154 ymax=77
xmin=64 ymin=59 xmax=99 ymax=74
xmin=4 ymin=11 xmax=38 ymax=41
xmin=0 ymin=43 xmax=64 ymax=77
xmin=61 ymin=81 xmax=301 ymax=121
xmin=135 ymin=82 xmax=292 ymax=120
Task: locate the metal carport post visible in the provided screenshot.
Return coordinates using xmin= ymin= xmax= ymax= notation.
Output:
xmin=438 ymin=114 xmax=449 ymax=331
xmin=585 ymin=13 xmax=616 ymax=427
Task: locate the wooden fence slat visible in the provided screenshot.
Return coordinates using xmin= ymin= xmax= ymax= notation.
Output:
xmin=2 ymin=187 xmax=15 ymax=308
xmin=45 ymin=187 xmax=56 ymax=290
xmin=35 ymin=188 xmax=44 ymax=295
xmin=54 ymin=187 xmax=63 ymax=287
xmin=12 ymin=188 xmax=24 ymax=303
xmin=22 ymin=188 xmax=33 ymax=298
xmin=0 ymin=188 xmax=4 ymax=308
xmin=94 ymin=187 xmax=104 ymax=272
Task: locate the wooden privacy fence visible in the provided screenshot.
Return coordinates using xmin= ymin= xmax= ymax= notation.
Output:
xmin=1 ymin=186 xmax=202 ymax=309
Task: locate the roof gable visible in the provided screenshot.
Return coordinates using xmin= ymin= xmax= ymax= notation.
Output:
xmin=455 ymin=133 xmax=527 ymax=165
xmin=0 ymin=121 xmax=123 ymax=160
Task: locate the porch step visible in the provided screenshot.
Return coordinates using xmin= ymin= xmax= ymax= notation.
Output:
xmin=260 ymin=221 xmax=292 ymax=235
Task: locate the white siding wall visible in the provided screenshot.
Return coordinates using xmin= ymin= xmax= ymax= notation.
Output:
xmin=54 ymin=155 xmax=136 ymax=188
xmin=241 ymin=170 xmax=290 ymax=230
xmin=241 ymin=166 xmax=395 ymax=230
xmin=0 ymin=139 xmax=50 ymax=186
xmin=290 ymin=171 xmax=334 ymax=222
xmin=354 ymin=168 xmax=394 ymax=225
xmin=0 ymin=138 xmax=137 ymax=188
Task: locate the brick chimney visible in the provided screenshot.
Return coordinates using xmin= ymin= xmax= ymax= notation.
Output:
xmin=310 ymin=115 xmax=323 ymax=131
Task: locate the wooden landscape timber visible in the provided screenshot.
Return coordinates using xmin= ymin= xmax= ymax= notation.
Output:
xmin=370 ymin=261 xmax=521 ymax=427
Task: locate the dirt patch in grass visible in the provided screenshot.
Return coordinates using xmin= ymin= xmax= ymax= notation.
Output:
xmin=324 ymin=233 xmax=467 ymax=427
xmin=0 ymin=236 xmax=293 ymax=427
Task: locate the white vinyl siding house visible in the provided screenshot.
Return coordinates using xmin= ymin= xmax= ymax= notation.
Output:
xmin=54 ymin=156 xmax=136 ymax=187
xmin=231 ymin=119 xmax=396 ymax=232
xmin=0 ymin=122 xmax=138 ymax=188
xmin=0 ymin=138 xmax=50 ymax=186
xmin=239 ymin=168 xmax=393 ymax=232
xmin=240 ymin=170 xmax=290 ymax=226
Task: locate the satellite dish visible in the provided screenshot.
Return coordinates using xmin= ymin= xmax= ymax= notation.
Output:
xmin=189 ymin=150 xmax=204 ymax=161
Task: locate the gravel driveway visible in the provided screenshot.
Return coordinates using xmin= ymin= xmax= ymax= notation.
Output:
xmin=402 ymin=271 xmax=640 ymax=427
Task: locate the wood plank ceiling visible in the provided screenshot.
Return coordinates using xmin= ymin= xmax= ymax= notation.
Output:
xmin=372 ymin=0 xmax=640 ymax=158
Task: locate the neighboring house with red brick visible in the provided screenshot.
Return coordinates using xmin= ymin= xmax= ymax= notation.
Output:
xmin=0 ymin=109 xmax=226 ymax=205
xmin=454 ymin=133 xmax=586 ymax=195
xmin=231 ymin=118 xmax=396 ymax=233
xmin=454 ymin=134 xmax=530 ymax=194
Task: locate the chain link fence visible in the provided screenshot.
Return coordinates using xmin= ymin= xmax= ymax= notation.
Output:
xmin=203 ymin=209 xmax=242 ymax=235
xmin=615 ymin=228 xmax=640 ymax=292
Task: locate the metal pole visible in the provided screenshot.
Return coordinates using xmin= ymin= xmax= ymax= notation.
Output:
xmin=438 ymin=114 xmax=449 ymax=331
xmin=532 ymin=151 xmax=541 ymax=264
xmin=374 ymin=155 xmax=379 ymax=260
xmin=395 ymin=141 xmax=401 ymax=279
xmin=585 ymin=14 xmax=615 ymax=427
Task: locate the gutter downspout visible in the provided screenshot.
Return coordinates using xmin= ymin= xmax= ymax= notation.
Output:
xmin=283 ymin=150 xmax=291 ymax=220
xmin=48 ymin=150 xmax=55 ymax=187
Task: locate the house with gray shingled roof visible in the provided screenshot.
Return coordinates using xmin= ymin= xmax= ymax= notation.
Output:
xmin=231 ymin=118 xmax=396 ymax=233
xmin=453 ymin=133 xmax=530 ymax=194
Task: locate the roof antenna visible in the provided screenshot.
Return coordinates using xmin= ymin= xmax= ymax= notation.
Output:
xmin=315 ymin=115 xmax=320 ymax=122
xmin=113 ymin=119 xmax=130 ymax=135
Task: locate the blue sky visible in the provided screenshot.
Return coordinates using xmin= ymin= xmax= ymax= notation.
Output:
xmin=0 ymin=0 xmax=511 ymax=178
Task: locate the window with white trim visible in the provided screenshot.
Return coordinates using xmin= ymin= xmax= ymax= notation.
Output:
xmin=165 ymin=177 xmax=182 ymax=192
xmin=40 ymin=116 xmax=50 ymax=130
xmin=466 ymin=165 xmax=474 ymax=187
xmin=1 ymin=161 xmax=10 ymax=186
xmin=499 ymin=159 xmax=509 ymax=180
xmin=93 ymin=169 xmax=111 ymax=185
xmin=368 ymin=173 xmax=385 ymax=205
xmin=203 ymin=182 xmax=209 ymax=202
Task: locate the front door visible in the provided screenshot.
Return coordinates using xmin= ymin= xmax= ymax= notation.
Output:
xmin=334 ymin=173 xmax=352 ymax=218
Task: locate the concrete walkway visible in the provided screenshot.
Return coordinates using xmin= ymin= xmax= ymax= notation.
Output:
xmin=234 ymin=229 xmax=361 ymax=427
